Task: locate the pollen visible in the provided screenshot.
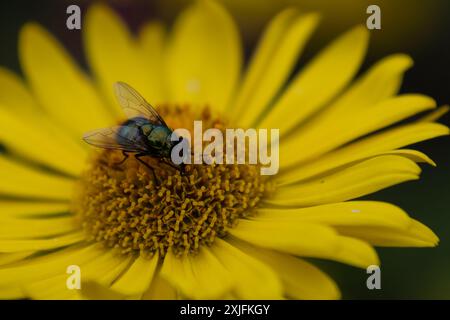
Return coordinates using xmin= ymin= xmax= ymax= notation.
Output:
xmin=73 ymin=106 xmax=273 ymax=258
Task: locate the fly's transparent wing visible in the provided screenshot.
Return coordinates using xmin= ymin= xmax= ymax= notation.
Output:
xmin=83 ymin=126 xmax=148 ymax=153
xmin=114 ymin=82 xmax=168 ymax=127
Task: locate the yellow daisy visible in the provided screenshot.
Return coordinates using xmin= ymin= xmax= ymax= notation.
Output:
xmin=0 ymin=1 xmax=448 ymax=300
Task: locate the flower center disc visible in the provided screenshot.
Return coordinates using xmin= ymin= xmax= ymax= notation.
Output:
xmin=74 ymin=106 xmax=273 ymax=257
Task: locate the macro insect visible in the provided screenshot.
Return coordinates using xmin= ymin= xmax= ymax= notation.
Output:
xmin=83 ymin=82 xmax=185 ymax=178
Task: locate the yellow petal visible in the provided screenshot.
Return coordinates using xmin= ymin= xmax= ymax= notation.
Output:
xmin=77 ymin=255 xmax=132 ymax=300
xmin=331 ymin=236 xmax=379 ymax=268
xmin=0 ymin=243 xmax=101 ymax=288
xmin=0 ymin=155 xmax=75 ymax=200
xmin=336 ymin=219 xmax=439 ymax=247
xmin=19 ymin=23 xmax=114 ymax=136
xmin=98 ymin=256 xmax=133 ymax=286
xmin=79 ymin=281 xmax=125 ymax=300
xmin=382 ymin=149 xmax=435 ymax=166
xmin=0 ymin=286 xmax=25 ymax=299
xmin=279 ymin=149 xmax=435 ymax=186
xmin=229 ymin=219 xmax=378 ymax=268
xmin=0 ymin=201 xmax=69 ymax=218
xmin=258 ymin=26 xmax=369 ymax=134
xmin=280 ymin=94 xmax=436 ymax=168
xmin=230 ymin=220 xmax=337 ymax=259
xmin=0 ymin=232 xmax=84 ymax=253
xmin=111 ymin=254 xmax=159 ymax=296
xmin=0 ymin=107 xmax=85 ymax=176
xmin=314 ymin=54 xmax=413 ymax=120
xmin=26 ymin=248 xmax=130 ymax=300
xmin=231 ymin=9 xmax=319 ymax=126
xmin=84 ymin=5 xmax=165 ymax=114
xmin=0 ymin=67 xmax=36 ymax=115
xmin=165 ymin=0 xmax=242 ymax=113
xmin=142 ymin=274 xmax=178 ymax=300
xmin=211 ymin=238 xmax=283 ymax=299
xmin=229 ymin=237 xmax=340 ymax=299
xmin=0 ymin=68 xmax=88 ymax=160
xmin=278 ymin=122 xmax=448 ymax=184
xmin=276 ymin=54 xmax=415 ymax=173
xmin=419 ymin=105 xmax=449 ymax=122
xmin=160 ymin=246 xmax=233 ymax=299
xmin=0 ymin=216 xmax=79 ymax=239
xmin=269 ymin=155 xmax=421 ymax=207
xmin=0 ymin=251 xmax=34 ymax=266
xmin=256 ymin=201 xmax=411 ymax=229
xmin=138 ymin=22 xmax=168 ymax=102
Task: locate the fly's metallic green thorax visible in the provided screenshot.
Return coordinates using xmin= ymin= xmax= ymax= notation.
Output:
xmin=119 ymin=117 xmax=175 ymax=158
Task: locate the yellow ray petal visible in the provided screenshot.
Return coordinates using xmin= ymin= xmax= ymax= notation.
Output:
xmin=331 ymin=236 xmax=379 ymax=268
xmin=280 ymin=94 xmax=436 ymax=168
xmin=269 ymin=155 xmax=421 ymax=207
xmin=278 ymin=54 xmax=414 ymax=161
xmin=138 ymin=22 xmax=167 ymax=103
xmin=256 ymin=201 xmax=411 ymax=229
xmin=230 ymin=219 xmax=336 ymax=257
xmin=211 ymin=238 xmax=283 ymax=299
xmin=0 ymin=201 xmax=69 ymax=218
xmin=0 ymin=243 xmax=101 ymax=288
xmin=0 ymin=107 xmax=85 ymax=176
xmin=19 ymin=23 xmax=114 ymax=137
xmin=142 ymin=274 xmax=178 ymax=300
xmin=0 ymin=286 xmax=24 ymax=299
xmin=0 ymin=67 xmax=36 ymax=115
xmin=229 ymin=237 xmax=340 ymax=299
xmin=307 ymin=54 xmax=413 ymax=124
xmin=78 ymin=281 xmax=125 ymax=300
xmin=0 ymin=155 xmax=75 ymax=200
xmin=84 ymin=5 xmax=165 ymax=115
xmin=231 ymin=9 xmax=319 ymax=126
xmin=110 ymin=254 xmax=158 ymax=296
xmin=0 ymin=67 xmax=88 ymax=158
xmin=98 ymin=256 xmax=133 ymax=286
xmin=336 ymin=219 xmax=439 ymax=247
xmin=76 ymin=256 xmax=132 ymax=300
xmin=0 ymin=231 xmax=84 ymax=253
xmin=258 ymin=25 xmax=369 ymax=134
xmin=419 ymin=105 xmax=449 ymax=122
xmin=26 ymin=248 xmax=130 ymax=300
xmin=278 ymin=122 xmax=448 ymax=184
xmin=229 ymin=219 xmax=378 ymax=268
xmin=0 ymin=216 xmax=79 ymax=239
xmin=0 ymin=251 xmax=34 ymax=266
xmin=160 ymin=246 xmax=233 ymax=299
xmin=279 ymin=149 xmax=436 ymax=186
xmin=165 ymin=0 xmax=242 ymax=113
xmin=279 ymin=149 xmax=435 ymax=186
xmin=382 ymin=149 xmax=435 ymax=166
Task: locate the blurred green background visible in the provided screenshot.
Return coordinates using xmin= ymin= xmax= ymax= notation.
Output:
xmin=0 ymin=0 xmax=448 ymax=299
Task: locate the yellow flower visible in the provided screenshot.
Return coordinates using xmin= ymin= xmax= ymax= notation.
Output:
xmin=0 ymin=1 xmax=448 ymax=299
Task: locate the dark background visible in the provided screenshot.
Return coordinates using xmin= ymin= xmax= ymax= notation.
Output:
xmin=0 ymin=0 xmax=448 ymax=299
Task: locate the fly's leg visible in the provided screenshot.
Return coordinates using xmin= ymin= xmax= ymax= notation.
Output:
xmin=116 ymin=151 xmax=129 ymax=165
xmin=161 ymin=158 xmax=186 ymax=176
xmin=135 ymin=153 xmax=160 ymax=186
xmin=111 ymin=151 xmax=129 ymax=169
